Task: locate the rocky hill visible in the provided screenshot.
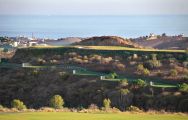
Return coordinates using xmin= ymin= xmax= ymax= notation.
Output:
xmin=74 ymin=36 xmax=142 ymax=48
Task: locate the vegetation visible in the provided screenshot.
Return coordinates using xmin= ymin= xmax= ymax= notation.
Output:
xmin=11 ymin=99 xmax=26 ymax=110
xmin=103 ymin=99 xmax=111 ymax=109
xmin=133 ymin=79 xmax=146 ymax=87
xmin=136 ymin=64 xmax=150 ymax=76
xmin=106 ymin=72 xmax=118 ymax=79
xmin=1 ymin=46 xmax=188 ymax=113
xmin=144 ymin=60 xmax=161 ymax=70
xmin=126 ymin=105 xmax=141 ymax=112
xmin=170 ymin=69 xmax=178 ymax=77
xmin=50 ymin=95 xmax=64 ymax=109
xmin=178 ymin=83 xmax=188 ymax=92
xmin=0 ymin=112 xmax=187 ymax=120
xmin=0 ymin=104 xmax=3 ymax=109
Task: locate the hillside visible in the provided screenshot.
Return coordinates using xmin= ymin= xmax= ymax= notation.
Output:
xmin=133 ymin=36 xmax=188 ymax=50
xmin=0 ymin=47 xmax=188 ymax=112
xmin=74 ymin=36 xmax=142 ymax=48
xmin=46 ymin=37 xmax=82 ymax=46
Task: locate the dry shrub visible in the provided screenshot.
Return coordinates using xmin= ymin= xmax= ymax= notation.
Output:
xmin=101 ymin=107 xmax=121 ymax=113
xmin=68 ymin=52 xmax=77 ymax=57
xmin=88 ymin=104 xmax=99 ymax=110
xmin=38 ymin=107 xmax=56 ymax=112
xmin=127 ymin=105 xmax=142 ymax=113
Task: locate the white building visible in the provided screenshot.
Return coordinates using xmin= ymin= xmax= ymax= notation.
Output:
xmin=12 ymin=41 xmax=18 ymax=47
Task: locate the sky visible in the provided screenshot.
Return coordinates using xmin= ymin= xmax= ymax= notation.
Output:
xmin=0 ymin=0 xmax=188 ymax=15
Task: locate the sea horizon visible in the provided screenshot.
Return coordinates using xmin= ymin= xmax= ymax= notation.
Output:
xmin=0 ymin=15 xmax=188 ymax=39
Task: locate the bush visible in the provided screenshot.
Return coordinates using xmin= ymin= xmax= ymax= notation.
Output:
xmin=106 ymin=72 xmax=118 ymax=79
xmin=114 ymin=63 xmax=125 ymax=71
xmin=127 ymin=105 xmax=141 ymax=112
xmin=143 ymin=68 xmax=150 ymax=76
xmin=11 ymin=99 xmax=26 ymax=110
xmin=133 ymin=79 xmax=146 ymax=87
xmin=50 ymin=95 xmax=64 ymax=109
xmin=150 ymin=54 xmax=157 ymax=60
xmin=144 ymin=60 xmax=161 ymax=70
xmin=0 ymin=104 xmax=3 ymax=109
xmin=119 ymin=88 xmax=130 ymax=94
xmin=88 ymin=104 xmax=99 ymax=110
xmin=119 ymin=79 xmax=128 ymax=87
xmin=178 ymin=83 xmax=188 ymax=92
xmin=170 ymin=69 xmax=178 ymax=77
xmin=103 ymin=98 xmax=111 ymax=109
xmin=137 ymin=64 xmax=144 ymax=72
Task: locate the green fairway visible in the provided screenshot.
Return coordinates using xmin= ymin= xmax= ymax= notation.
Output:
xmin=31 ymin=45 xmax=186 ymax=53
xmin=0 ymin=112 xmax=187 ymax=120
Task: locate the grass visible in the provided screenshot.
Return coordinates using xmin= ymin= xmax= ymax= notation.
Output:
xmin=75 ymin=70 xmax=107 ymax=76
xmin=31 ymin=45 xmax=186 ymax=53
xmin=0 ymin=112 xmax=187 ymax=120
xmin=151 ymin=84 xmax=177 ymax=88
xmin=83 ymin=46 xmax=186 ymax=53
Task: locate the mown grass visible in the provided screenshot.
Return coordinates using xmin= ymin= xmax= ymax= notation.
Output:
xmin=151 ymin=84 xmax=177 ymax=88
xmin=80 ymin=46 xmax=186 ymax=53
xmin=0 ymin=112 xmax=187 ymax=120
xmin=31 ymin=45 xmax=186 ymax=53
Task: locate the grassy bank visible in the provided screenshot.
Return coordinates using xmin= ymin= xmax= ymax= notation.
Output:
xmin=0 ymin=112 xmax=187 ymax=120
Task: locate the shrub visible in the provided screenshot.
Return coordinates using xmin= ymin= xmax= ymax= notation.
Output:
xmin=114 ymin=63 xmax=125 ymax=71
xmin=144 ymin=60 xmax=161 ymax=70
xmin=150 ymin=54 xmax=157 ymax=60
xmin=133 ymin=79 xmax=146 ymax=87
xmin=106 ymin=72 xmax=118 ymax=79
xmin=0 ymin=104 xmax=3 ymax=109
xmin=170 ymin=69 xmax=178 ymax=77
xmin=119 ymin=79 xmax=128 ymax=87
xmin=127 ymin=105 xmax=141 ymax=112
xmin=178 ymin=83 xmax=188 ymax=92
xmin=88 ymin=104 xmax=99 ymax=110
xmin=136 ymin=64 xmax=150 ymax=76
xmin=143 ymin=68 xmax=150 ymax=76
xmin=11 ymin=99 xmax=26 ymax=110
xmin=156 ymin=70 xmax=162 ymax=77
xmin=50 ymin=95 xmax=64 ymax=109
xmin=137 ymin=64 xmax=144 ymax=72
xmin=119 ymin=88 xmax=130 ymax=94
xmin=103 ymin=98 xmax=111 ymax=109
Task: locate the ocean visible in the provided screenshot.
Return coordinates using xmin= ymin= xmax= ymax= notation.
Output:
xmin=0 ymin=15 xmax=188 ymax=39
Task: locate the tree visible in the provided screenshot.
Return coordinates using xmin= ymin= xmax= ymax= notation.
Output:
xmin=11 ymin=99 xmax=26 ymax=110
xmin=103 ymin=98 xmax=111 ymax=109
xmin=50 ymin=95 xmax=64 ymax=109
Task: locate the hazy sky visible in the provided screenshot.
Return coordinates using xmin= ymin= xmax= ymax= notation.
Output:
xmin=0 ymin=0 xmax=187 ymax=15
